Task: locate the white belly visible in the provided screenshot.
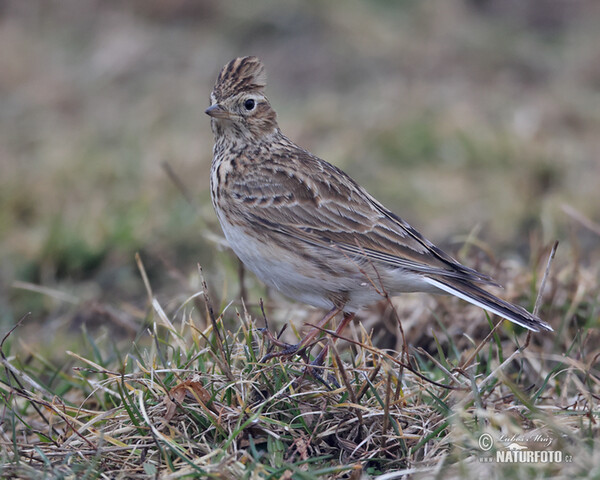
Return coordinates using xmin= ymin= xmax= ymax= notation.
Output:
xmin=215 ymin=213 xmax=436 ymax=312
xmin=217 ymin=216 xmax=337 ymax=309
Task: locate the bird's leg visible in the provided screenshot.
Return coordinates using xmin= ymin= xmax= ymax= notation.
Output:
xmin=260 ymin=306 xmax=342 ymax=362
xmin=294 ymin=312 xmax=356 ymax=390
xmin=309 ymin=312 xmax=355 ymax=368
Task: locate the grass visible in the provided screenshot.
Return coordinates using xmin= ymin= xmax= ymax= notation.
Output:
xmin=1 ymin=240 xmax=598 ymax=479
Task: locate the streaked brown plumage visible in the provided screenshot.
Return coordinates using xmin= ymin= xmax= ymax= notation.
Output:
xmin=206 ymin=56 xmax=552 ymax=355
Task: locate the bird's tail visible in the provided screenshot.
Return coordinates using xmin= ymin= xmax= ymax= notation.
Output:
xmin=423 ymin=276 xmax=553 ymax=332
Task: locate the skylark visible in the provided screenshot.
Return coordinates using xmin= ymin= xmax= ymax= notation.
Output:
xmin=206 ymin=56 xmax=552 ymax=358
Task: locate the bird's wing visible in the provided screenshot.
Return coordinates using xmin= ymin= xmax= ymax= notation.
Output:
xmin=225 ymin=149 xmax=495 ymax=285
xmin=224 ymin=149 xmax=554 ymax=332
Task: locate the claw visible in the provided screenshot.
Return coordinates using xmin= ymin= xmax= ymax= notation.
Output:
xmin=259 ymin=342 xmax=305 ymax=363
xmin=257 ymin=308 xmax=354 ymax=389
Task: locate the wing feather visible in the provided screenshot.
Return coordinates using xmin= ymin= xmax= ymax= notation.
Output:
xmin=225 ymin=147 xmax=496 ymax=284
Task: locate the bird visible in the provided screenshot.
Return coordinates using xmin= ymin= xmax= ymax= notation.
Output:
xmin=205 ymin=56 xmax=552 ymax=360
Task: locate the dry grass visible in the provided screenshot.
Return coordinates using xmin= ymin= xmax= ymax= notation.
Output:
xmin=1 ymin=240 xmax=598 ymax=479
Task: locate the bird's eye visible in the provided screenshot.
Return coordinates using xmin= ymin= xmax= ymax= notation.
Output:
xmin=244 ymin=99 xmax=256 ymax=111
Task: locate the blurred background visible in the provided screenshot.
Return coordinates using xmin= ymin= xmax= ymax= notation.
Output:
xmin=1 ymin=0 xmax=599 ymax=351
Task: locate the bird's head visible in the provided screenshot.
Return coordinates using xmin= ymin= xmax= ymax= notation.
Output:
xmin=206 ymin=56 xmax=278 ymax=141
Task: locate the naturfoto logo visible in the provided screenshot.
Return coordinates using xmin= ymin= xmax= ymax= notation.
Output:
xmin=478 ymin=432 xmax=573 ymax=464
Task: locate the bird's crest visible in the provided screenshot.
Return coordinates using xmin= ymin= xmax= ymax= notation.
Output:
xmin=213 ymin=56 xmax=267 ymax=101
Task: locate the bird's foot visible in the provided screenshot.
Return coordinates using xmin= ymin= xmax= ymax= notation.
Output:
xmin=258 ymin=326 xmax=309 ymax=362
xmin=260 ymin=332 xmax=340 ymax=389
xmin=259 ymin=341 xmax=307 ymax=363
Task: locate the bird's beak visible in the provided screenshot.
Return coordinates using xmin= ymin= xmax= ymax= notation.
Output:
xmin=205 ymin=103 xmax=230 ymax=119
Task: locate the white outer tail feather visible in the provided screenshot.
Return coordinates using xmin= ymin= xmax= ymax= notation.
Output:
xmin=423 ymin=277 xmax=553 ymax=332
